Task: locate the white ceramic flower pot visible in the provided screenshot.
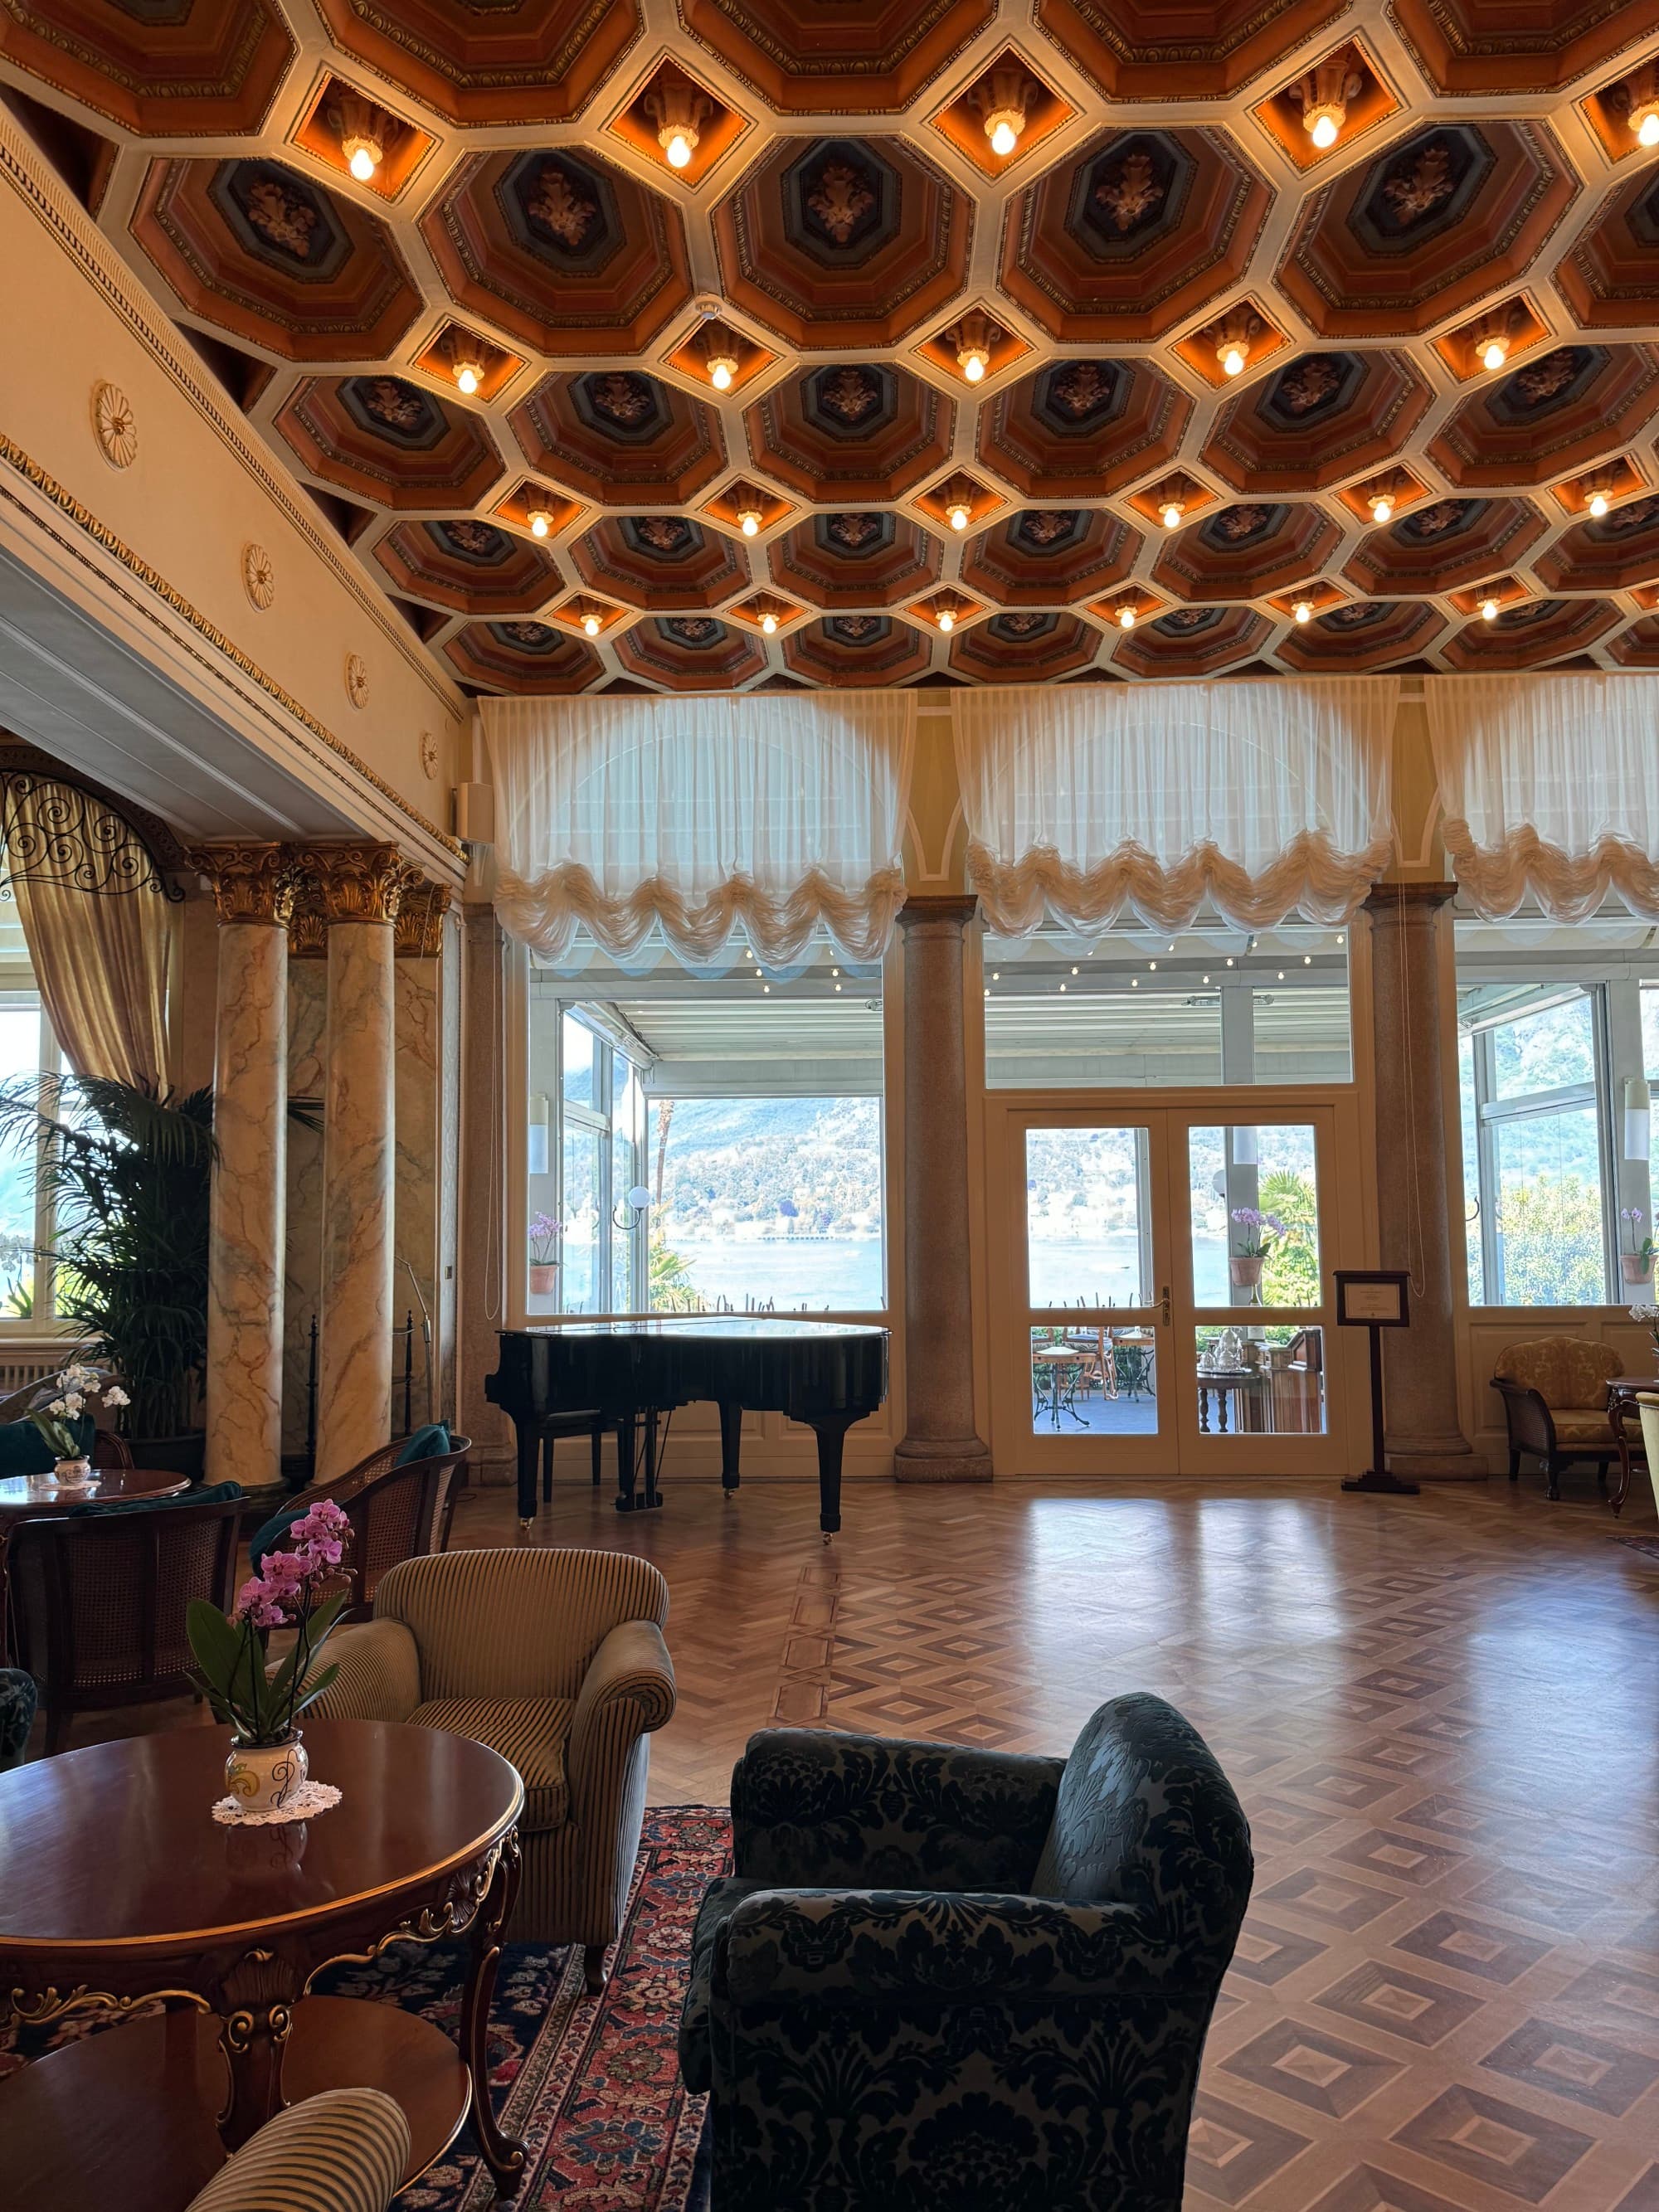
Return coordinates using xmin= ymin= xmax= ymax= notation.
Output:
xmin=50 ymin=1457 xmax=97 ymax=1493
xmin=224 ymin=1734 xmax=309 ymax=1814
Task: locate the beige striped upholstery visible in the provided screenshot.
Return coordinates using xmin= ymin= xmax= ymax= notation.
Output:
xmin=187 ymin=2088 xmax=409 ymax=2212
xmin=305 ymin=1548 xmax=674 ymax=1956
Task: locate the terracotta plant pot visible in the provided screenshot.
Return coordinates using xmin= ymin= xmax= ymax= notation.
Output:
xmin=528 ymin=1263 xmax=559 ymax=1296
xmin=1228 ymin=1255 xmax=1264 ymax=1289
xmin=1621 ymin=1252 xmax=1653 ymax=1286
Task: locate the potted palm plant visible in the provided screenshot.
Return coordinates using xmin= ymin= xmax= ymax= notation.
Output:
xmin=0 ymin=1074 xmax=213 ymax=1478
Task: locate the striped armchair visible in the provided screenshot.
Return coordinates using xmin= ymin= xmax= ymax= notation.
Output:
xmin=304 ymin=1547 xmax=675 ymax=1989
xmin=187 ymin=2088 xmax=408 ymax=2212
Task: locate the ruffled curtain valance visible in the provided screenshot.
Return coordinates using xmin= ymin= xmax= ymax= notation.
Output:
xmin=953 ymin=678 xmax=1398 ymax=936
xmin=1425 ymin=673 xmax=1659 ymax=920
xmin=480 ymin=690 xmax=916 ymax=972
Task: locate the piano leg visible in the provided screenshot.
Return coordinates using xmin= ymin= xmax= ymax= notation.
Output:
xmin=718 ymin=1400 xmax=742 ymax=1496
xmin=514 ymin=1420 xmax=539 ymax=1528
xmin=614 ymin=1411 xmax=636 ymax=1512
xmin=806 ymin=1412 xmax=855 ymax=1541
xmin=643 ymin=1408 xmax=662 ymax=1511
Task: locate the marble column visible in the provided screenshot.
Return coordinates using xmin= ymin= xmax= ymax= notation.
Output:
xmin=1365 ymin=880 xmax=1478 ymax=1480
xmin=393 ymin=884 xmax=453 ymax=1432
xmin=457 ymin=901 xmax=513 ymax=1478
xmin=312 ymin=845 xmax=418 ymax=1480
xmin=894 ymin=896 xmax=993 ymax=1483
xmin=196 ymin=844 xmax=296 ymax=1491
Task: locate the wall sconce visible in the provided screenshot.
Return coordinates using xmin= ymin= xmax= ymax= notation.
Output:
xmin=528 ymin=1092 xmax=550 ymax=1177
xmin=1626 ymin=1076 xmax=1652 ymax=1161
xmin=613 ymin=1184 xmax=653 ymax=1230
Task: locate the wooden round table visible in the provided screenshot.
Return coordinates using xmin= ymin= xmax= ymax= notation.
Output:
xmin=0 ymin=1718 xmax=527 ymax=2209
xmin=0 ymin=1464 xmax=190 ymax=1519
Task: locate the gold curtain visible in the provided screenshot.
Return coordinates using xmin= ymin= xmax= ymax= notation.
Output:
xmin=5 ymin=776 xmax=173 ymax=1089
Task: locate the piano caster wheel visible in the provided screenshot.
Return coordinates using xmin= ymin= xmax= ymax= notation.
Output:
xmin=518 ymin=1518 xmax=534 ymax=1533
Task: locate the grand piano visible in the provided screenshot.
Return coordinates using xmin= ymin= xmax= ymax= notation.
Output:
xmin=484 ymin=1317 xmax=890 ymax=1537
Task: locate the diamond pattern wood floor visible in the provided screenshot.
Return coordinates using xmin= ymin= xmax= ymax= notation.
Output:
xmin=459 ymin=1466 xmax=1659 ymax=2211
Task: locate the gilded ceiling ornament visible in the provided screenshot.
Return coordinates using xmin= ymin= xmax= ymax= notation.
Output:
xmin=527 ymin=164 xmax=598 ymax=248
xmin=189 ymin=843 xmax=300 ymax=928
xmin=241 ymin=543 xmax=275 ymax=610
xmin=345 ymin=653 xmax=370 ymax=708
xmin=1381 ymin=144 xmax=1454 ymax=226
xmin=1092 ymin=153 xmax=1163 ymax=233
xmin=807 ymin=160 xmax=875 ymax=245
xmin=395 ymin=880 xmax=452 ymax=957
xmin=1272 ymin=357 xmax=1343 ymax=416
xmin=301 ymin=843 xmax=421 ymax=926
xmin=91 ymin=382 xmax=138 ymax=470
xmin=420 ymin=730 xmax=439 ymax=780
xmin=244 ymin=177 xmax=318 ymax=259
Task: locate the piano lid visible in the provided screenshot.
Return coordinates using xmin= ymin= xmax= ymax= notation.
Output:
xmin=506 ymin=1316 xmax=887 ymax=1344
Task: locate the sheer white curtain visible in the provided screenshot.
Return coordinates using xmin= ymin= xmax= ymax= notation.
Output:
xmin=481 ymin=690 xmax=915 ymax=970
xmin=1426 ymin=673 xmax=1659 ymax=920
xmin=954 ymin=677 xmax=1398 ymax=934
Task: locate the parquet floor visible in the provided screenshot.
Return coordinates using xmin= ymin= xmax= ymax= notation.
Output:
xmin=455 ymin=1463 xmax=1659 ymax=2212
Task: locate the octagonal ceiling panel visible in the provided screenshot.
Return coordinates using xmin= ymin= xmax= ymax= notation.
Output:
xmin=445 ymin=619 xmax=602 ymax=691
xmin=1276 ymin=600 xmax=1446 ymax=671
xmin=310 ymin=0 xmax=641 ymax=125
xmin=713 ymin=134 xmax=970 ymax=348
xmin=1556 ymin=168 xmax=1659 ymax=334
xmin=1606 ymin=614 xmax=1659 ymax=668
xmin=129 ymin=158 xmax=421 ymax=362
xmin=421 ymin=146 xmax=691 ymax=358
xmin=567 ymin=515 xmax=752 ymax=610
xmin=1442 ymin=596 xmax=1619 ymax=668
xmin=744 ymin=363 xmax=953 ymax=503
xmin=615 ymin=615 xmax=766 ymax=689
xmin=976 ymin=357 xmax=1190 ymax=500
xmin=768 ymin=512 xmax=941 ymax=608
xmin=1201 ymin=349 xmax=1432 ymax=494
xmin=510 ymin=372 xmax=725 ymax=507
xmin=1535 ymin=496 xmax=1659 ymax=593
xmin=1112 ymin=605 xmax=1269 ymax=677
xmin=947 ymin=610 xmax=1099 ymax=682
xmin=1342 ymin=497 xmax=1546 ymax=596
xmin=960 ymin=509 xmax=1140 ymax=606
xmin=1000 ymin=127 xmax=1269 ymax=343
xmin=274 ymin=376 xmax=504 ymax=511
xmin=783 ymin=615 xmax=933 ymax=685
xmin=1428 ymin=343 xmax=1659 ymax=487
xmin=679 ymin=0 xmax=991 ymax=113
xmin=0 ymin=0 xmax=294 ymax=134
xmin=1388 ymin=0 xmax=1659 ymax=95
xmin=1277 ymin=120 xmax=1576 ymax=338
xmin=1034 ymin=0 xmax=1346 ymax=100
xmin=1154 ymin=502 xmax=1340 ymax=604
xmin=372 ymin=518 xmax=559 ymax=614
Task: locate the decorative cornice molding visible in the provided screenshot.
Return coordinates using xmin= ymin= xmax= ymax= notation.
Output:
xmin=395 ymin=880 xmax=453 ymax=958
xmin=301 ymin=842 xmax=422 ymax=926
xmin=190 ymin=842 xmax=301 ymax=927
xmin=0 ymin=438 xmax=464 ymax=864
xmin=0 ymin=107 xmax=462 ymax=722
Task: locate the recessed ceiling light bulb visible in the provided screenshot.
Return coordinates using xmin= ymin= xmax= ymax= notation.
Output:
xmin=1308 ymin=111 xmax=1340 ymax=150
xmin=947 ymin=500 xmax=971 ymax=532
xmin=761 ymin=609 xmax=778 ymax=634
xmin=663 ymin=128 xmax=695 ymax=170
xmin=528 ymin=508 xmax=552 ymax=538
xmin=937 ymin=608 xmax=956 ymax=633
xmin=1589 ymin=490 xmax=1610 ymax=518
xmin=1370 ymin=493 xmax=1394 ymax=523
xmin=737 ymin=504 xmax=761 ymax=537
xmin=709 ymin=358 xmax=735 ymax=391
xmin=455 ymin=362 xmax=481 ymax=395
xmin=1480 ymin=595 xmax=1500 ymax=621
xmin=1220 ymin=343 xmax=1247 ymax=378
xmin=960 ymin=347 xmax=989 ymax=384
xmin=581 ymin=610 xmax=601 ymax=637
xmin=1117 ymin=603 xmax=1136 ymax=629
xmin=1293 ymin=599 xmax=1312 ymax=624
xmin=1160 ymin=498 xmax=1185 ymax=530
xmin=346 ymin=139 xmax=382 ymax=182
xmin=988 ymin=114 xmax=1021 ymax=158
xmin=1634 ymin=102 xmax=1659 ymax=148
xmin=1481 ymin=334 xmax=1510 ymax=373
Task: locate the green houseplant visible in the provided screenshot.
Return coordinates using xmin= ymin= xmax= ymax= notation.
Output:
xmin=0 ymin=1074 xmax=213 ymax=1475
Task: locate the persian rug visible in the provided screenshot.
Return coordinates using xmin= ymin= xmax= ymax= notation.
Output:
xmin=1612 ymin=1531 xmax=1659 ymax=1562
xmin=1 ymin=1803 xmax=730 ymax=2211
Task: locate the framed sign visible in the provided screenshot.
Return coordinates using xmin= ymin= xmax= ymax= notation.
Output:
xmin=1335 ymin=1271 xmax=1410 ymax=1329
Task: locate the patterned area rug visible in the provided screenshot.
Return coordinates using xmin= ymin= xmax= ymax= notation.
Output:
xmin=1 ymin=1805 xmax=729 ymax=2210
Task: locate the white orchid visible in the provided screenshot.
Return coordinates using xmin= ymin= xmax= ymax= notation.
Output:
xmin=46 ymin=1398 xmax=66 ymax=1417
xmin=104 ymin=1385 xmax=129 ymax=1408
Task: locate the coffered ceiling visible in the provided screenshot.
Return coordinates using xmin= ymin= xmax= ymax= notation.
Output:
xmin=9 ymin=0 xmax=1659 ymax=688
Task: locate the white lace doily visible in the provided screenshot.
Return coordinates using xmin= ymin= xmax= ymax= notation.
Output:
xmin=212 ymin=1781 xmax=342 ymax=1826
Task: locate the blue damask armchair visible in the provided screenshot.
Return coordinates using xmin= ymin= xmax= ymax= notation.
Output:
xmin=679 ymin=1693 xmax=1253 ymax=2212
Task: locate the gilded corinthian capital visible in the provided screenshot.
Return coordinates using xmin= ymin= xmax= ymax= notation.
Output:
xmin=190 ymin=843 xmax=301 ymax=927
xmin=394 ymin=880 xmax=453 ymax=958
xmin=298 ymin=843 xmax=422 ymax=926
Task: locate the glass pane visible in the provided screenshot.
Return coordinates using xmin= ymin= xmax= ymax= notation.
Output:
xmin=1458 ymin=1034 xmax=1485 ymax=1305
xmin=0 ymin=1005 xmax=39 ymax=1315
xmin=562 ymin=1013 xmax=596 ymax=1111
xmin=611 ymin=1057 xmax=641 ymax=1312
xmin=560 ymin=1125 xmax=602 ymax=1313
xmin=1491 ymin=996 xmax=1594 ymax=1099
xmin=1029 ymin=1325 xmax=1157 ymax=1436
xmin=1189 ymin=1123 xmax=1321 ymax=1309
xmin=1024 ymin=1126 xmax=1152 ymax=1309
xmin=649 ymin=1096 xmax=883 ymax=1311
xmin=1195 ymin=1325 xmax=1326 ymax=1435
xmin=1492 ymin=1107 xmax=1607 ymax=1304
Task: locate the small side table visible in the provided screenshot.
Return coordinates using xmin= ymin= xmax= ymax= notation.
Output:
xmin=1607 ymin=1378 xmax=1657 ymax=1516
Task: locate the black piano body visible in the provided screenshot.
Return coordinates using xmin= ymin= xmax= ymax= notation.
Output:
xmin=484 ymin=1317 xmax=890 ymax=1536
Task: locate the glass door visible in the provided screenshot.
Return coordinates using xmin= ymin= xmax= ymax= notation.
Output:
xmin=991 ymin=1102 xmax=1347 ymax=1475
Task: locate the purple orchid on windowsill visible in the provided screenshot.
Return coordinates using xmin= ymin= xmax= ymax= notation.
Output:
xmin=1620 ymin=1208 xmax=1656 ymax=1266
xmin=1229 ymin=1207 xmax=1287 ymax=1258
xmin=529 ymin=1212 xmax=565 ymax=1268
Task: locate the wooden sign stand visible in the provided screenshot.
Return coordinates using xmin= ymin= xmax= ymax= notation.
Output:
xmin=1335 ymin=1271 xmax=1419 ymax=1497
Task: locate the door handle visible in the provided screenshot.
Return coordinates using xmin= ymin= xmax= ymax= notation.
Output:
xmin=1159 ymin=1284 xmax=1171 ymax=1329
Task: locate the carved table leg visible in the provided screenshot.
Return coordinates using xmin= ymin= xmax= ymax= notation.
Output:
xmin=461 ymin=1833 xmax=528 ymax=2194
xmin=216 ymin=1948 xmax=302 ymax=2151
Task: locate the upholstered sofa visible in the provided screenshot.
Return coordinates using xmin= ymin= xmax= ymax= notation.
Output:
xmin=304 ymin=1547 xmax=675 ymax=1984
xmin=679 ymin=1691 xmax=1253 ymax=2212
xmin=187 ymin=2088 xmax=408 ymax=2212
xmin=1491 ymin=1336 xmax=1623 ymax=1500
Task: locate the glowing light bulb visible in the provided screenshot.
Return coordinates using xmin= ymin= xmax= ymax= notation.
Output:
xmin=663 ymin=129 xmax=694 ymax=169
xmin=528 ymin=508 xmax=552 ymax=539
xmin=455 ymin=362 xmax=481 ymax=395
xmin=1480 ymin=595 xmax=1500 ymax=621
xmin=989 ymin=116 xmax=1020 ymax=158
xmin=1589 ymin=490 xmax=1610 ymax=518
xmin=1481 ymin=334 xmax=1510 ymax=373
xmin=710 ymin=358 xmax=734 ymax=391
xmin=1303 ymin=954 xmax=1311 ymax=965
xmin=1293 ymin=600 xmax=1312 ymax=624
xmin=581 ymin=610 xmax=601 ymax=637
xmin=1160 ymin=498 xmax=1185 ymax=530
xmin=761 ymin=610 xmax=778 ymax=634
xmin=947 ymin=501 xmax=971 ymax=532
xmin=961 ymin=348 xmax=988 ymax=384
xmin=937 ymin=608 xmax=956 ymax=633
xmin=1370 ymin=493 xmax=1394 ymax=524
xmin=1309 ymin=112 xmax=1340 ymax=150
xmin=1634 ymin=101 xmax=1659 ymax=148
xmin=347 ymin=141 xmax=381 ymax=182
xmin=737 ymin=504 xmax=761 ymax=537
xmin=1117 ymin=603 xmax=1136 ymax=630
xmin=1220 ymin=343 xmax=1247 ymax=378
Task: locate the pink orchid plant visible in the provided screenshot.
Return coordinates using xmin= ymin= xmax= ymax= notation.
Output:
xmin=186 ymin=1499 xmax=349 ymax=1747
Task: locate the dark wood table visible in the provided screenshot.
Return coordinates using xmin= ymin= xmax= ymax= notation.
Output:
xmin=1197 ymin=1367 xmax=1272 ymax=1433
xmin=0 ymin=1464 xmax=190 ymax=1519
xmin=0 ymin=1718 xmax=527 ymax=2208
xmin=1607 ymin=1377 xmax=1657 ymax=1515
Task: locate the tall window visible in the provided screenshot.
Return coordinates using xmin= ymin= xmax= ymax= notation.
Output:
xmin=0 ymin=962 xmax=62 ymax=1323
xmin=1456 ymin=907 xmax=1657 ymax=1308
xmin=524 ymin=936 xmax=885 ymax=1318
